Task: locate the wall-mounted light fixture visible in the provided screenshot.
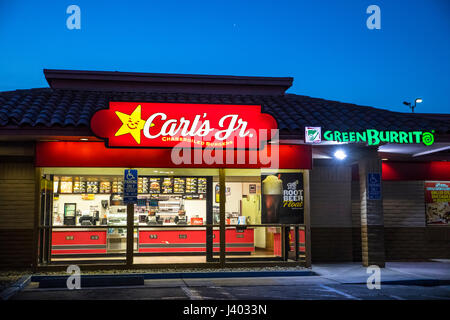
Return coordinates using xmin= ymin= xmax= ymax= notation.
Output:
xmin=334 ymin=149 xmax=347 ymax=160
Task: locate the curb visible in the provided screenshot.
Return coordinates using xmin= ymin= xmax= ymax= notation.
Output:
xmin=38 ymin=274 xmax=144 ymax=288
xmin=0 ymin=275 xmax=32 ymax=301
xmin=143 ymin=270 xmax=316 ymax=279
xmin=31 ymin=270 xmax=315 ymax=282
xmin=29 ymin=270 xmax=316 ymax=288
xmin=342 ymin=279 xmax=450 ymax=287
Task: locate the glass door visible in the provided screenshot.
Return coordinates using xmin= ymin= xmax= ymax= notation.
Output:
xmin=132 ymin=169 xmax=218 ymax=265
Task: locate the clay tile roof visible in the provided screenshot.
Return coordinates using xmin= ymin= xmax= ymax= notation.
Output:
xmin=0 ymin=88 xmax=448 ymax=138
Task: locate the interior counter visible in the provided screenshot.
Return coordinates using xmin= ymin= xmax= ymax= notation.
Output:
xmin=51 ymin=228 xmax=108 ymax=255
xmin=51 ymin=226 xmax=256 ymax=256
xmin=138 ymin=227 xmax=255 ymax=254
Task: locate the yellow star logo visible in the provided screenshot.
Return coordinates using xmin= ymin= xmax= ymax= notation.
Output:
xmin=114 ymin=105 xmax=153 ymax=144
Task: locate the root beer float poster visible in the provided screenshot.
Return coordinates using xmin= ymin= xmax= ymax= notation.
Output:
xmin=261 ymin=173 xmax=304 ymax=224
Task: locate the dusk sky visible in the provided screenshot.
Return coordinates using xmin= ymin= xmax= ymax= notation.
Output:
xmin=0 ymin=0 xmax=449 ymax=114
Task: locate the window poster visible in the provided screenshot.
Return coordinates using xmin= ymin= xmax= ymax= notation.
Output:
xmin=261 ymin=172 xmax=304 ymax=224
xmin=425 ymin=181 xmax=450 ymax=225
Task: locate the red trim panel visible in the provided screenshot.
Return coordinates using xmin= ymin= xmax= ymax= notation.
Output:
xmin=52 ymin=231 xmax=107 ymax=255
xmin=352 ymin=162 xmax=450 ymax=181
xmin=221 ymin=228 xmax=255 ymax=252
xmin=51 ymin=249 xmax=107 ymax=255
xmin=139 ymin=229 xmax=255 ymax=253
xmin=382 ymin=162 xmax=450 ymax=181
xmin=289 ymin=229 xmax=306 ymax=252
xmin=35 ymin=142 xmax=312 ymax=169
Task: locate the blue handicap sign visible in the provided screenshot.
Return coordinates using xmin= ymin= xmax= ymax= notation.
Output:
xmin=123 ymin=169 xmax=138 ymax=204
xmin=367 ymin=173 xmax=381 ymax=200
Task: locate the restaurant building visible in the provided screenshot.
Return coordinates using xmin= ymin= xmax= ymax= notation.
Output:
xmin=0 ymin=69 xmax=449 ymax=270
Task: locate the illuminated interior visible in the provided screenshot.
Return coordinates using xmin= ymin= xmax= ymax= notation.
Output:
xmin=41 ymin=168 xmax=305 ymax=264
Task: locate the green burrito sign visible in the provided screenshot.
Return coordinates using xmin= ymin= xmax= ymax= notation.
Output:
xmin=305 ymin=127 xmax=435 ymax=146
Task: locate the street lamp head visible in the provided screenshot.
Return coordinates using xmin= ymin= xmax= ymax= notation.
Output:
xmin=404 ymin=99 xmax=421 ymax=113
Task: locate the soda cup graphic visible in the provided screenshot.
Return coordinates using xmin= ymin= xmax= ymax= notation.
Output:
xmin=262 ymin=175 xmax=283 ymax=223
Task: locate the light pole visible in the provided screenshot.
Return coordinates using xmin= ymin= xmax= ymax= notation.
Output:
xmin=403 ymin=98 xmax=423 ymax=113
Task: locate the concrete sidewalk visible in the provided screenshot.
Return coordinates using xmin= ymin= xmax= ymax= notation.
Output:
xmin=311 ymin=261 xmax=450 ymax=285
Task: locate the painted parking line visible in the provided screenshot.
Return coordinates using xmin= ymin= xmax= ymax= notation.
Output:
xmin=207 ymin=286 xmax=235 ymax=299
xmin=319 ymin=284 xmax=361 ymax=300
xmin=389 ymin=295 xmax=405 ymax=300
xmin=180 ymin=281 xmax=203 ymax=300
xmin=161 ymin=296 xmax=188 ymax=300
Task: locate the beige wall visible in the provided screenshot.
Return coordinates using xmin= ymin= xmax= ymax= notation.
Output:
xmin=0 ymin=161 xmax=35 ymax=229
xmin=0 ymin=158 xmax=36 ymax=268
xmin=310 ymin=165 xmax=352 ymax=228
xmin=382 ymin=181 xmax=425 ymax=227
xmin=309 ymin=165 xmax=354 ymax=262
xmin=353 ymin=180 xmax=427 ymax=228
xmin=351 ymin=179 xmax=450 ymax=261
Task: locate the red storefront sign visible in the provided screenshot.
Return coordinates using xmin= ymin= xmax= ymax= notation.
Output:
xmin=35 ymin=142 xmax=312 ymax=169
xmin=90 ymin=102 xmax=278 ymax=149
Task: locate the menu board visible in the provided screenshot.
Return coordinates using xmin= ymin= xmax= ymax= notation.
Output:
xmin=198 ymin=178 xmax=207 ymax=194
xmin=186 ymin=177 xmax=197 ymax=193
xmin=86 ymin=181 xmax=99 ymax=193
xmin=112 ymin=180 xmax=123 ymax=194
xmin=54 ymin=176 xmax=208 ymax=195
xmin=100 ymin=181 xmax=111 ymax=194
xmin=174 ymin=178 xmax=185 ymax=194
xmin=73 ymin=177 xmax=86 ymax=193
xmin=105 ymin=176 xmax=207 ymax=194
xmin=138 ymin=177 xmax=149 ymax=194
xmin=143 ymin=177 xmax=149 ymax=193
xmin=149 ymin=178 xmax=161 ymax=194
xmin=161 ymin=177 xmax=173 ymax=194
xmin=60 ymin=177 xmax=73 ymax=193
xmin=425 ymin=181 xmax=450 ymax=225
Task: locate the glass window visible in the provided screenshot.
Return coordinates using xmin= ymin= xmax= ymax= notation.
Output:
xmin=222 ymin=169 xmax=305 ymax=261
xmin=40 ymin=167 xmax=305 ymax=265
xmin=44 ymin=168 xmax=219 ymax=265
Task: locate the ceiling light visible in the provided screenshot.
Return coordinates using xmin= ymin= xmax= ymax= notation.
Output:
xmin=334 ymin=149 xmax=347 ymax=160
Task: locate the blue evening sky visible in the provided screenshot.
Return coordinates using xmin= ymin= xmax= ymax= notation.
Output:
xmin=0 ymin=0 xmax=449 ymax=114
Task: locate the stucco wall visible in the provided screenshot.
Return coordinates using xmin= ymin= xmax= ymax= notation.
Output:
xmin=310 ymin=165 xmax=353 ymax=262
